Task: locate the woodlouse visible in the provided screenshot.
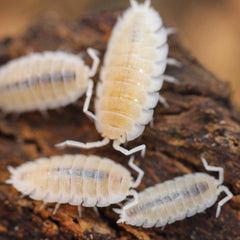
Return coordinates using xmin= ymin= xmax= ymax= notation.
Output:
xmin=114 ymin=157 xmax=233 ymax=228
xmin=56 ymin=0 xmax=180 ymax=156
xmin=0 ymin=49 xmax=99 ymax=116
xmin=6 ymin=154 xmax=143 ymax=216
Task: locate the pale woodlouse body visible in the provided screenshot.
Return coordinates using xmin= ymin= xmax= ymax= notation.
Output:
xmin=0 ymin=49 xmax=99 ymax=114
xmin=115 ymin=157 xmax=233 ymax=228
xmin=56 ymin=0 xmax=180 ymax=156
xmin=6 ymin=154 xmax=143 ymax=215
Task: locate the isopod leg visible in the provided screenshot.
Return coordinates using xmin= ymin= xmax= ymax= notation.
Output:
xmin=40 ymin=109 xmax=49 ymax=119
xmin=112 ymin=208 xmax=122 ymax=214
xmin=161 ymin=224 xmax=167 ymax=231
xmin=113 ymin=140 xmax=146 ymax=157
xmin=77 ymin=205 xmax=82 ymax=217
xmin=53 ymin=203 xmax=61 ymax=215
xmin=144 ymin=0 xmax=151 ymax=7
xmin=162 ymin=74 xmax=180 ymax=84
xmin=93 ymin=206 xmax=100 ymax=216
xmin=201 ymin=156 xmax=224 ymax=185
xmin=40 ymin=202 xmax=47 ymax=211
xmin=55 ymin=137 xmax=110 ymax=149
xmin=87 ymin=48 xmax=100 ymax=77
xmin=83 ymin=79 xmax=96 ymax=121
xmin=158 ymin=93 xmax=169 ymax=108
xmin=19 ymin=194 xmax=26 ymax=199
xmin=149 ymin=119 xmax=154 ymax=128
xmin=130 ymin=0 xmax=138 ymax=8
xmin=167 ymin=58 xmax=182 ymax=68
xmin=122 ymin=190 xmax=139 ymax=213
xmin=216 ymin=185 xmax=233 ymax=218
xmin=166 ymin=27 xmax=177 ymax=36
xmin=117 ymin=189 xmax=139 ymax=224
xmin=128 ymin=156 xmax=144 ymax=188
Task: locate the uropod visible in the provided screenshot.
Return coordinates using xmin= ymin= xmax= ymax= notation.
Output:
xmin=0 ymin=49 xmax=99 ymax=116
xmin=56 ymin=0 xmax=181 ymax=156
xmin=114 ymin=157 xmax=233 ymax=228
xmin=6 ymin=154 xmax=143 ymax=216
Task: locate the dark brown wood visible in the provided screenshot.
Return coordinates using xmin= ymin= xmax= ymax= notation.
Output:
xmin=0 ymin=10 xmax=239 ymax=240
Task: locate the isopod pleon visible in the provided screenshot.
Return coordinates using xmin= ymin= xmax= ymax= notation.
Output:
xmin=6 ymin=154 xmax=144 ymax=216
xmin=56 ymin=0 xmax=180 ymax=156
xmin=0 ymin=48 xmax=99 ymax=116
xmin=114 ymin=156 xmax=233 ymax=228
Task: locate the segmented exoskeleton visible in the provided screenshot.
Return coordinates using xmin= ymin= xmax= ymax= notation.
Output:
xmin=56 ymin=0 xmax=180 ymax=156
xmin=0 ymin=49 xmax=99 ymax=116
xmin=6 ymin=154 xmax=143 ymax=216
xmin=114 ymin=157 xmax=233 ymax=228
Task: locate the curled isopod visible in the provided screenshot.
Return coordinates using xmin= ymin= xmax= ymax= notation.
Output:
xmin=0 ymin=48 xmax=99 ymax=116
xmin=114 ymin=156 xmax=233 ymax=228
xmin=6 ymin=154 xmax=144 ymax=216
xmin=56 ymin=0 xmax=181 ymax=156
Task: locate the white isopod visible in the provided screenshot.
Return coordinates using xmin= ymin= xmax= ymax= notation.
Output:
xmin=114 ymin=157 xmax=233 ymax=228
xmin=6 ymin=154 xmax=143 ymax=216
xmin=56 ymin=0 xmax=180 ymax=156
xmin=0 ymin=48 xmax=99 ymax=116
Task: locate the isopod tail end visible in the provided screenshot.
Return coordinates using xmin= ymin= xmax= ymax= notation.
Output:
xmin=5 ymin=179 xmax=13 ymax=184
xmin=7 ymin=166 xmax=15 ymax=174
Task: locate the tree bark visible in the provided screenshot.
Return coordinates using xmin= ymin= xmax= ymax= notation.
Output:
xmin=0 ymin=10 xmax=239 ymax=240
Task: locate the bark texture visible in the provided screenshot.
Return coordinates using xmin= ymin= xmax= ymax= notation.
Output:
xmin=0 ymin=10 xmax=239 ymax=240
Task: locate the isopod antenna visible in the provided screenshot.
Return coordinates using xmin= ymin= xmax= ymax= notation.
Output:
xmin=201 ymin=156 xmax=233 ymax=218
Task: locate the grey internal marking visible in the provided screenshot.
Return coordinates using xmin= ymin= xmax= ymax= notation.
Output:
xmin=0 ymin=71 xmax=76 ymax=92
xmin=50 ymin=168 xmax=108 ymax=180
xmin=182 ymin=182 xmax=209 ymax=198
xmin=127 ymin=182 xmax=209 ymax=216
xmin=196 ymin=181 xmax=209 ymax=194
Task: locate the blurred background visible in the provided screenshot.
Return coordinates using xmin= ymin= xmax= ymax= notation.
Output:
xmin=0 ymin=0 xmax=239 ymax=106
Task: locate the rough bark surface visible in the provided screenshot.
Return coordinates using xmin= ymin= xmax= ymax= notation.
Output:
xmin=0 ymin=10 xmax=239 ymax=240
